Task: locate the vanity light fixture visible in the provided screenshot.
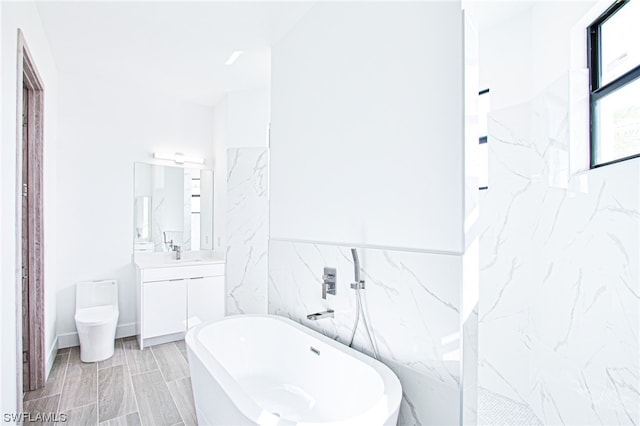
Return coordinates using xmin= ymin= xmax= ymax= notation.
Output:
xmin=153 ymin=152 xmax=205 ymax=165
xmin=224 ymin=50 xmax=243 ymax=65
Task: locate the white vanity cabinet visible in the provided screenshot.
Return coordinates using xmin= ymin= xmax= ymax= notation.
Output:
xmin=135 ymin=261 xmax=225 ymax=349
xmin=142 ymin=279 xmax=188 ymax=339
xmin=187 ymin=276 xmax=225 ymax=328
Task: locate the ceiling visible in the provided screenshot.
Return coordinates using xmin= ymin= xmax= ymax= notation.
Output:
xmin=36 ymin=1 xmax=554 ymax=107
xmin=463 ymin=0 xmax=534 ymax=31
xmin=36 ymin=1 xmax=316 ymax=106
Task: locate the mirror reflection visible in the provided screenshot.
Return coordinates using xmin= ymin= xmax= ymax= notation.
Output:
xmin=134 ymin=162 xmax=213 ymax=252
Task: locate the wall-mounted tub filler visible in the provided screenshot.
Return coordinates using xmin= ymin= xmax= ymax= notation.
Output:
xmin=307 ymin=309 xmax=335 ymax=321
xmin=322 ymin=267 xmax=337 ymax=299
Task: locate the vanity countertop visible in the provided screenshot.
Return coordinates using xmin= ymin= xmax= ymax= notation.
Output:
xmin=134 ymin=251 xmax=226 ymax=269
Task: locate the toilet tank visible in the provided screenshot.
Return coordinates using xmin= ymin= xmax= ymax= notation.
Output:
xmin=76 ymin=280 xmax=118 ymax=310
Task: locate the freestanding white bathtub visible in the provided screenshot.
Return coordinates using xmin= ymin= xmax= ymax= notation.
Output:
xmin=185 ymin=315 xmax=402 ymax=426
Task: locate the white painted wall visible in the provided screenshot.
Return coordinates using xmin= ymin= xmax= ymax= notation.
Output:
xmin=0 ymin=1 xmax=4 ymax=411
xmin=227 ymin=90 xmax=270 ymax=149
xmin=55 ymin=72 xmax=214 ymax=345
xmin=270 ymin=1 xmax=465 ymax=253
xmin=269 ymin=2 xmax=479 ymax=424
xmin=1 ymin=1 xmax=59 ymax=416
xmin=478 ymin=9 xmax=533 ymax=112
xmin=212 ymin=96 xmax=228 ymax=250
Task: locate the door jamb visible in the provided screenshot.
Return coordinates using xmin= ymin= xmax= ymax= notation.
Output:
xmin=16 ymin=28 xmax=46 ymax=403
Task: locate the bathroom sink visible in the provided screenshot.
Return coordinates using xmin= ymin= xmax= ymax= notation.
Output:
xmin=161 ymin=257 xmax=223 ymax=266
xmin=134 ymin=251 xmax=226 ymax=268
xmin=166 ymin=258 xmax=204 ymax=265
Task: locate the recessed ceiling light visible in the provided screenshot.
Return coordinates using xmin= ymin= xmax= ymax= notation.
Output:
xmin=224 ymin=51 xmax=243 ymax=66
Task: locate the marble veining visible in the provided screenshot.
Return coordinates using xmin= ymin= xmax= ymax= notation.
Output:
xmin=478 ymin=73 xmax=639 ymax=425
xmin=226 ymin=148 xmax=269 ymax=315
xmin=268 ymin=240 xmax=470 ymax=425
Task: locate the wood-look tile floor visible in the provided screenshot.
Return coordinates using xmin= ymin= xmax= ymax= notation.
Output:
xmin=23 ymin=338 xmax=196 ymax=426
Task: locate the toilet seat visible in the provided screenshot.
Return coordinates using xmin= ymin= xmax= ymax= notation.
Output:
xmin=75 ymin=305 xmax=118 ymax=326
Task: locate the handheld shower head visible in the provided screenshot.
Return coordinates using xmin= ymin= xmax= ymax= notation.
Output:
xmin=351 ymin=248 xmax=360 ymax=283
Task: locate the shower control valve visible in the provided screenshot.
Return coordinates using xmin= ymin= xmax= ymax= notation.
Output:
xmin=322 ymin=267 xmax=337 ymax=299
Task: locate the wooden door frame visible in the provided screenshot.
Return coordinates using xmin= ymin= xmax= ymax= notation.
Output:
xmin=16 ymin=29 xmax=46 ymax=398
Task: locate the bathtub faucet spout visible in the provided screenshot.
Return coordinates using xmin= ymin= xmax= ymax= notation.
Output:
xmin=306 ymin=309 xmax=334 ymax=321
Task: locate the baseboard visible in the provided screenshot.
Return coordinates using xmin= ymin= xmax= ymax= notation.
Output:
xmin=139 ymin=331 xmax=185 ymax=349
xmin=57 ymin=322 xmax=137 ymax=349
xmin=46 ymin=336 xmax=58 ymax=378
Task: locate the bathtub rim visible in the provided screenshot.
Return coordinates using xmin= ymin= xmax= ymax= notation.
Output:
xmin=185 ymin=314 xmax=402 ymax=425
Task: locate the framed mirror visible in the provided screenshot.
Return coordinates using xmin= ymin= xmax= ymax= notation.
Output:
xmin=134 ymin=162 xmax=213 ymax=252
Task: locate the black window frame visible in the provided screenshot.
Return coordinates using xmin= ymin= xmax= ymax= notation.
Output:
xmin=191 ymin=177 xmax=201 ymax=214
xmin=587 ymin=0 xmax=640 ymax=169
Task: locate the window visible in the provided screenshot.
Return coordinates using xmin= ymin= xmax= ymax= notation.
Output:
xmin=191 ymin=177 xmax=201 ymax=251
xmin=479 ymin=88 xmax=490 ymax=190
xmin=588 ymin=0 xmax=640 ymax=168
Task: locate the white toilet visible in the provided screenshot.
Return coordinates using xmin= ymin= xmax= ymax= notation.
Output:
xmin=74 ymin=280 xmax=119 ymax=363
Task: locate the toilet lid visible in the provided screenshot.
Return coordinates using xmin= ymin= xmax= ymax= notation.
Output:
xmin=75 ymin=305 xmax=118 ymax=325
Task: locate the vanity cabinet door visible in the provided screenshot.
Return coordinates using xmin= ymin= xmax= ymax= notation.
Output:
xmin=187 ymin=276 xmax=225 ymax=328
xmin=143 ymin=279 xmax=187 ymax=338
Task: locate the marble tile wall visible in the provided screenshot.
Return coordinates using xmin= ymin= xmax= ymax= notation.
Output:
xmin=462 ymin=242 xmax=480 ymax=425
xmin=226 ymin=148 xmax=269 ymax=315
xmin=268 ymin=240 xmax=468 ymax=425
xmin=478 ymin=74 xmax=639 ymax=424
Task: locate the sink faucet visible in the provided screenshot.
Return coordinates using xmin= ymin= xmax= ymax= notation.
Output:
xmin=173 ymin=245 xmax=181 ymax=260
xmin=307 ymin=309 xmax=334 ymax=321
